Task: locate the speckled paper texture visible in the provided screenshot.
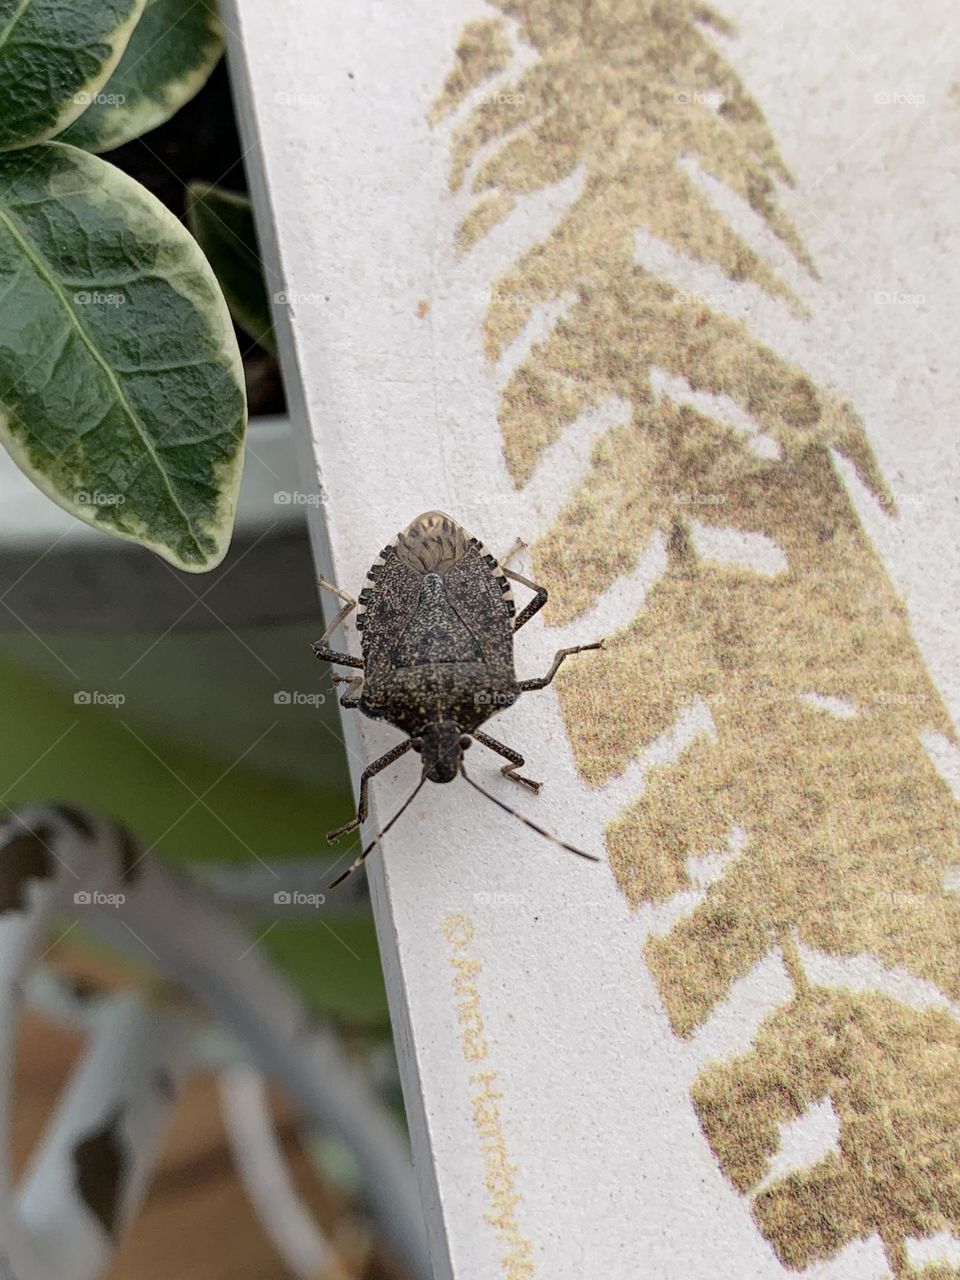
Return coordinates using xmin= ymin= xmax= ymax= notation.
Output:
xmin=225 ymin=2 xmax=960 ymax=1276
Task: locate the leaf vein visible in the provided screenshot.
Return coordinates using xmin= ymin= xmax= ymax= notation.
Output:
xmin=0 ymin=196 xmax=205 ymax=554
xmin=0 ymin=0 xmax=33 ymax=58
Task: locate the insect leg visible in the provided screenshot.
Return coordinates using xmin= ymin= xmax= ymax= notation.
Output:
xmin=326 ymin=738 xmax=415 ymax=843
xmin=499 ymin=537 xmax=527 ymax=569
xmin=332 ymin=674 xmax=364 ymax=709
xmin=314 ymin=579 xmax=363 ymax=669
xmin=518 ymin=641 xmax=605 ymax=690
xmin=312 ymin=643 xmax=364 ymax=670
xmin=316 ymin=576 xmax=358 ymax=645
xmin=328 ymin=775 xmax=428 ymax=889
xmin=503 ymin=566 xmax=549 ymax=632
xmin=495 ymin=539 xmax=550 ymax=631
xmin=472 ymin=730 xmax=542 ymax=794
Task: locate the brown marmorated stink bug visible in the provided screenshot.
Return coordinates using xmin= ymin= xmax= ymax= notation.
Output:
xmin=313 ymin=511 xmax=605 ymax=886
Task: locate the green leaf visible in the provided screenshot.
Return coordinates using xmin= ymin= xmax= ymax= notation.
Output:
xmin=60 ymin=0 xmax=223 ymax=155
xmin=0 ymin=143 xmax=246 ymax=570
xmin=187 ymin=182 xmax=275 ymax=354
xmin=0 ymin=0 xmax=145 ymax=151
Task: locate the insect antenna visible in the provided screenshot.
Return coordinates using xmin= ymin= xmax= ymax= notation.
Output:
xmin=328 ymin=775 xmax=428 ymax=889
xmin=459 ymin=763 xmax=600 ymax=863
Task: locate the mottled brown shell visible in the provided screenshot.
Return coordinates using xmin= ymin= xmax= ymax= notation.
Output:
xmin=356 ymin=511 xmax=516 ymax=676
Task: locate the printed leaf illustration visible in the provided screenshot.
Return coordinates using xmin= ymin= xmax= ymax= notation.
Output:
xmin=436 ymin=2 xmax=960 ymax=1274
xmin=61 ymin=0 xmax=223 ymax=154
xmin=694 ymin=983 xmax=960 ymax=1275
xmin=0 ymin=143 xmax=246 ymax=571
xmin=186 ymin=182 xmax=275 ymax=353
xmin=0 ymin=0 xmax=145 ymax=151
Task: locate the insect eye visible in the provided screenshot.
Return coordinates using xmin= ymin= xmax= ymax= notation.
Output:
xmin=459 ymin=736 xmax=472 ymax=749
xmin=411 ymin=738 xmax=422 ymax=752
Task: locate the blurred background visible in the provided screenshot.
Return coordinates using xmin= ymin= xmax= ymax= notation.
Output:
xmin=4 ymin=60 xmax=410 ymax=1280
